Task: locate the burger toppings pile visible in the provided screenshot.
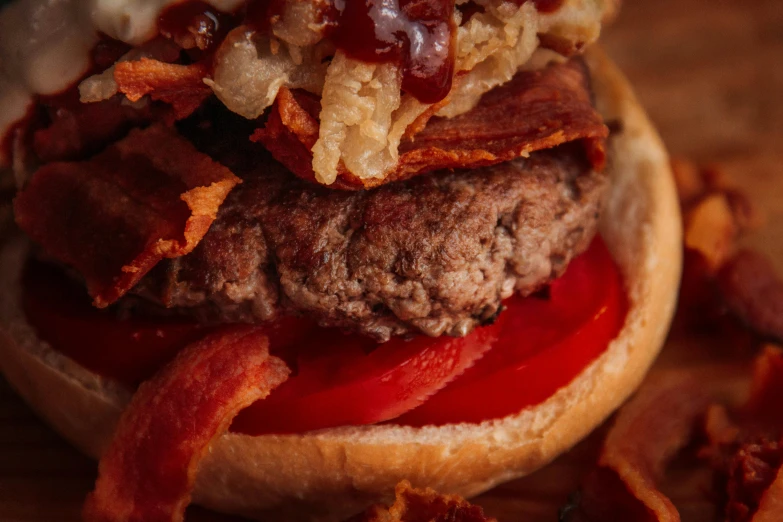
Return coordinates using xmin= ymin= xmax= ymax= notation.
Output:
xmin=0 ymin=0 xmax=627 ymax=519
xmin=1 ymin=0 xmax=616 ymax=184
xmin=4 ymin=0 xmax=622 ymax=422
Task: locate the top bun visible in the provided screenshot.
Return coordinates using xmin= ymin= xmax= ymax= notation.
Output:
xmin=0 ymin=47 xmax=681 ymax=521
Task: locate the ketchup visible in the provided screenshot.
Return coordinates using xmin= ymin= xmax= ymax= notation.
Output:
xmin=156 ymin=0 xmax=565 ymax=103
xmin=329 ymin=0 xmax=455 ymax=104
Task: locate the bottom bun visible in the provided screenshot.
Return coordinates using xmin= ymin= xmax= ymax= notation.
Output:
xmin=0 ymin=47 xmax=681 ymax=522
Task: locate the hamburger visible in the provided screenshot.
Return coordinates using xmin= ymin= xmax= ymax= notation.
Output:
xmin=0 ymin=0 xmax=681 ymax=520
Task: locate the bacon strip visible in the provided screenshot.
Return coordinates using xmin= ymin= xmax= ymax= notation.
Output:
xmin=350 ymin=481 xmax=496 ymax=522
xmin=684 ymin=194 xmax=738 ymax=273
xmin=83 ymin=326 xmax=289 ymax=522
xmin=115 ymin=58 xmax=212 ymax=120
xmin=14 ymin=124 xmax=240 ymax=307
xmin=253 ymin=59 xmax=608 ymax=189
xmin=568 ymin=374 xmax=709 ymax=522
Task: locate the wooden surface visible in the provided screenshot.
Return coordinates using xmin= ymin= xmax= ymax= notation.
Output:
xmin=2 ymin=1 xmax=783 ymax=520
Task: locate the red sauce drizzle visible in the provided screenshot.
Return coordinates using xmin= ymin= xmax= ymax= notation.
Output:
xmin=327 ymin=0 xmax=456 ymax=104
xmin=158 ymin=1 xmax=238 ymax=53
xmin=157 ymin=0 xmax=565 ymax=104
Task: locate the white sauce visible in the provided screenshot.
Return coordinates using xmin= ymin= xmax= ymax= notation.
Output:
xmin=0 ymin=0 xmax=245 ymax=166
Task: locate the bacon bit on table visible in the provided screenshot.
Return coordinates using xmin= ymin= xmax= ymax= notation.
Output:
xmin=672 ymin=159 xmax=779 ymax=343
xmin=717 ymin=252 xmax=783 ymax=344
xmin=700 ymin=346 xmax=783 ymax=522
xmin=350 ymin=481 xmax=496 ymax=522
xmin=564 ymin=374 xmax=709 ymax=522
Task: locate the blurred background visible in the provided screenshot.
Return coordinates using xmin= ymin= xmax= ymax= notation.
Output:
xmin=0 ymin=0 xmax=781 ymax=520
xmin=603 ymin=0 xmax=783 ymax=270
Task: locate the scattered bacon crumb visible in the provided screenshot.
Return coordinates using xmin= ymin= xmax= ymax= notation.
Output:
xmin=684 ymin=194 xmax=738 ymax=274
xmin=671 ymin=158 xmax=706 ymax=206
xmin=254 ymin=60 xmax=608 ymax=189
xmin=350 ymin=481 xmax=496 ymax=522
xmin=700 ymin=347 xmax=783 ymax=522
xmin=115 ymin=58 xmax=213 ymax=120
xmin=565 ymin=374 xmax=709 ymax=522
xmin=672 ymin=159 xmax=770 ymax=338
xmin=83 ymin=326 xmax=289 ymax=522
xmin=14 ymin=124 xmax=240 ymax=307
xmin=741 ymin=346 xmax=783 ymax=425
xmin=717 ymin=252 xmax=783 ymax=344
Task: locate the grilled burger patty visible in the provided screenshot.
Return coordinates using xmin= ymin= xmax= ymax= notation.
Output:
xmin=132 ymin=142 xmax=608 ymax=341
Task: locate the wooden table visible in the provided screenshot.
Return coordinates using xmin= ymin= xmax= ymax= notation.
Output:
xmin=2 ymin=1 xmax=782 ymax=520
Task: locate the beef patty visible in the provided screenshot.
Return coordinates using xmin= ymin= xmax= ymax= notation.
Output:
xmin=132 ymin=142 xmax=608 ymax=341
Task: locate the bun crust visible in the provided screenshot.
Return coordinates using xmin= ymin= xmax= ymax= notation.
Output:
xmin=0 ymin=48 xmax=682 ymax=522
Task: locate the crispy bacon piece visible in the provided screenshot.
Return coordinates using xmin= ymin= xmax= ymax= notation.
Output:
xmin=350 ymin=481 xmax=496 ymax=522
xmin=722 ymin=438 xmax=783 ymax=522
xmin=717 ymin=252 xmax=783 ymax=344
xmin=83 ymin=326 xmax=289 ymax=522
xmin=701 ymin=347 xmax=783 ymax=522
xmin=672 ymin=159 xmax=764 ymax=331
xmin=684 ymin=194 xmax=738 ymax=274
xmin=566 ymin=374 xmax=709 ymax=522
xmin=253 ymin=59 xmax=608 ymax=189
xmin=115 ymin=58 xmax=213 ymax=120
xmin=14 ymin=124 xmax=240 ymax=307
xmin=742 ymin=346 xmax=783 ymax=426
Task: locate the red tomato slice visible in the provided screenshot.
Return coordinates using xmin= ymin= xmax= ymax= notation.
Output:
xmin=230 ymin=324 xmax=497 ymax=434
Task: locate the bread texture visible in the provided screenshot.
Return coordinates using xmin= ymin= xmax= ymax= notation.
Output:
xmin=0 ymin=47 xmax=681 ymax=522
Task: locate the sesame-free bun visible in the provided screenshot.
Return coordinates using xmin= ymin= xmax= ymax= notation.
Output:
xmin=0 ymin=48 xmax=681 ymax=522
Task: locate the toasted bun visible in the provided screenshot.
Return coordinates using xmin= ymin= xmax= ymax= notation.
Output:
xmin=0 ymin=48 xmax=681 ymax=522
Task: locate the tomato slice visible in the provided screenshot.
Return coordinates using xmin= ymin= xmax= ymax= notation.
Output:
xmin=230 ymin=324 xmax=496 ymax=434
xmin=22 ymin=236 xmax=625 ymax=434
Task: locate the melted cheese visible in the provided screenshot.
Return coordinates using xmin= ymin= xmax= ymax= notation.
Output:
xmin=0 ymin=0 xmax=244 ymax=166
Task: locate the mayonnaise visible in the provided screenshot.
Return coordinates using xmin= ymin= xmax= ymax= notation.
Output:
xmin=0 ymin=0 xmax=245 ymax=166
